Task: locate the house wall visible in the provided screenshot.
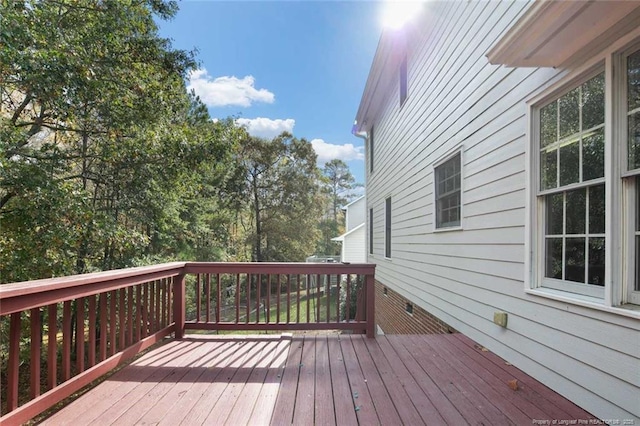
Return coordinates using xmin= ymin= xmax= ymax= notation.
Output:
xmin=342 ymin=225 xmax=366 ymax=263
xmin=345 ymin=197 xmax=365 ymax=231
xmin=365 ymin=0 xmax=640 ymax=420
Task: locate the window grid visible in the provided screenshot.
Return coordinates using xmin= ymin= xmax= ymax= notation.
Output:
xmin=435 ymin=153 xmax=461 ymax=229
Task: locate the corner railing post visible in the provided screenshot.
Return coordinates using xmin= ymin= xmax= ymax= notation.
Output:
xmin=365 ymin=271 xmax=375 ymax=338
xmin=173 ymin=273 xmax=186 ymax=339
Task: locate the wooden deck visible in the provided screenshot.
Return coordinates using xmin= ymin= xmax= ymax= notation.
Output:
xmin=41 ymin=333 xmax=595 ymax=425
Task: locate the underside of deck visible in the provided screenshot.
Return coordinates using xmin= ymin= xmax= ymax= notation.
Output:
xmin=41 ymin=333 xmax=595 ymax=425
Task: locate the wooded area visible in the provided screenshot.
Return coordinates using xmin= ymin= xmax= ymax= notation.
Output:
xmin=0 ymin=0 xmax=360 ymax=285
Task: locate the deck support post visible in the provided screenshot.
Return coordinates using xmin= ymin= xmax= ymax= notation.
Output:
xmin=173 ymin=273 xmax=186 ymax=339
xmin=365 ymin=273 xmax=375 ymax=338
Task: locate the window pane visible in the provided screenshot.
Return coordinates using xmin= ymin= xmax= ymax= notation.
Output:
xmin=589 ymin=184 xmax=605 ymax=234
xmin=546 ymin=193 xmax=563 ymax=235
xmin=588 ymin=237 xmax=605 ymax=286
xmin=582 ymin=73 xmax=605 ymax=130
xmin=541 ymin=149 xmax=557 ymax=190
xmin=636 ymin=235 xmax=640 ymax=292
xmin=629 ymin=111 xmax=640 ymax=170
xmin=540 ymin=102 xmax=557 ymax=147
xmin=565 ymin=238 xmax=586 ymax=283
xmin=583 ymin=127 xmax=605 ymax=180
xmin=628 ymin=49 xmax=640 ymax=112
xmin=559 ymin=88 xmax=580 ymax=139
xmin=545 ymin=238 xmax=563 ymax=279
xmin=566 ymin=188 xmax=586 ymax=234
xmin=559 ymin=142 xmax=580 ymax=186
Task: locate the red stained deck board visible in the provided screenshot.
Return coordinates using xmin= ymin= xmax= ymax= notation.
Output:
xmin=375 ymin=336 xmax=447 ymax=425
xmin=350 ymin=335 xmax=403 ymax=425
xmin=90 ymin=340 xmax=209 ymax=426
xmin=327 ymin=336 xmax=359 ymax=426
xmin=313 ymin=335 xmax=337 ymax=426
xmin=157 ymin=338 xmax=259 ymax=426
xmin=339 ymin=334 xmax=381 ymax=426
xmin=383 ymin=335 xmax=467 ymax=425
xmin=120 ymin=339 xmax=227 ymax=425
xmin=362 ymin=335 xmax=426 ymax=425
xmin=201 ymin=339 xmax=270 ymax=424
xmin=40 ymin=333 xmax=598 ymax=426
xmin=246 ymin=338 xmax=291 ymax=425
xmin=179 ymin=339 xmax=259 ymax=425
xmin=292 ymin=335 xmax=317 ymax=426
xmin=270 ymin=335 xmax=304 ymax=425
xmin=452 ymin=333 xmax=596 ymax=420
xmin=40 ymin=339 xmax=188 ymax=425
xmin=398 ymin=335 xmax=495 ymax=425
xmin=433 ymin=332 xmax=551 ymax=422
xmin=420 ymin=333 xmax=533 ymax=425
xmin=224 ymin=339 xmax=280 ymax=425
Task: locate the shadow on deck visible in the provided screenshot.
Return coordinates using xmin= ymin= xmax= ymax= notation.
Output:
xmin=41 ymin=333 xmax=595 ymax=425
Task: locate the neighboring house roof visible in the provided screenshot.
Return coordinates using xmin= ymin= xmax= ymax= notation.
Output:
xmin=342 ymin=195 xmax=365 ymax=209
xmin=331 ymin=223 xmax=365 ymax=242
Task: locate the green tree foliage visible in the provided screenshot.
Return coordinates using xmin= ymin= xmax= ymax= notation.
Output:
xmin=315 ymin=159 xmax=361 ymax=256
xmin=0 ymin=1 xmax=240 ymax=282
xmin=232 ymin=132 xmax=323 ymax=262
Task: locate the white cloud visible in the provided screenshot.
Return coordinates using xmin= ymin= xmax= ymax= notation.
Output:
xmin=310 ymin=139 xmax=365 ymax=164
xmin=187 ymin=69 xmax=275 ymax=107
xmin=236 ymin=117 xmax=295 ymax=139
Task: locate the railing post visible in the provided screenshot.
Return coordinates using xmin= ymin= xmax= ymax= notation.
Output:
xmin=173 ymin=273 xmax=186 ymax=339
xmin=365 ymin=271 xmax=375 ymax=338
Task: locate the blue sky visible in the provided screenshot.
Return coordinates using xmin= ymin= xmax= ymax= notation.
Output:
xmin=157 ymin=1 xmax=385 ymax=185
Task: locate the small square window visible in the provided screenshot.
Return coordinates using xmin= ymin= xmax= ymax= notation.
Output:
xmin=405 ymin=302 xmax=413 ymax=314
xmin=435 ymin=152 xmax=462 ymax=229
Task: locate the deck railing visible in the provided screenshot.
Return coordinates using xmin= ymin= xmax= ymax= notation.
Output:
xmin=0 ymin=261 xmax=375 ymax=424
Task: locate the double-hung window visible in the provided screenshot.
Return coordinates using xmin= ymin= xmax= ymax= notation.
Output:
xmin=435 ymin=152 xmax=462 ymax=229
xmin=532 ymin=42 xmax=640 ymax=307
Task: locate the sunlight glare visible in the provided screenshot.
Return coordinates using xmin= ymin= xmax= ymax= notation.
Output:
xmin=381 ymin=1 xmax=424 ymax=29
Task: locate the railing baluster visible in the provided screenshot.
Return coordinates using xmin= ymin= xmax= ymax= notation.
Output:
xmin=99 ymin=293 xmax=107 ymax=361
xmin=127 ymin=287 xmax=133 ymax=346
xmin=30 ymin=308 xmax=41 ymax=399
xmin=336 ymin=274 xmax=341 ymax=323
xmin=256 ymin=273 xmax=261 ymax=323
xmin=296 ymin=274 xmax=301 ymax=323
xmin=77 ymin=298 xmax=85 ymax=374
xmin=119 ymin=290 xmax=126 ymax=351
xmin=135 ymin=285 xmax=142 ymax=342
xmin=235 ymin=274 xmax=240 ymax=324
xmin=161 ymin=279 xmax=167 ymax=328
xmin=276 ymin=274 xmax=281 ymax=323
xmin=266 ymin=274 xmax=271 ymax=324
xmin=149 ymin=282 xmax=155 ymax=334
xmin=155 ymin=280 xmax=161 ymax=331
xmin=346 ymin=274 xmax=351 ymax=323
xmin=286 ymin=275 xmax=291 ymax=323
xmin=62 ymin=301 xmax=71 ymax=381
xmin=205 ymin=273 xmax=211 ymax=323
xmin=246 ymin=274 xmax=251 ymax=324
xmin=326 ymin=274 xmax=331 ymax=323
xmin=88 ymin=296 xmax=96 ymax=368
xmin=316 ymin=274 xmax=321 ymax=323
xmin=196 ymin=273 xmax=201 ymax=322
xmin=216 ymin=273 xmax=221 ymax=323
xmin=306 ymin=275 xmax=311 ymax=324
xmin=8 ymin=312 xmax=21 ymax=412
xmin=109 ymin=291 xmax=116 ymax=356
xmin=142 ymin=283 xmax=149 ymax=338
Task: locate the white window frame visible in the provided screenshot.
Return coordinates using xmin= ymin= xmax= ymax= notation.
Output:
xmin=433 ymin=147 xmax=463 ymax=232
xmin=525 ymin=29 xmax=640 ymax=313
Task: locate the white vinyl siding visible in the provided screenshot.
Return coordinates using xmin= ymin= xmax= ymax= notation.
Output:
xmin=363 ymin=0 xmax=640 ymax=421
